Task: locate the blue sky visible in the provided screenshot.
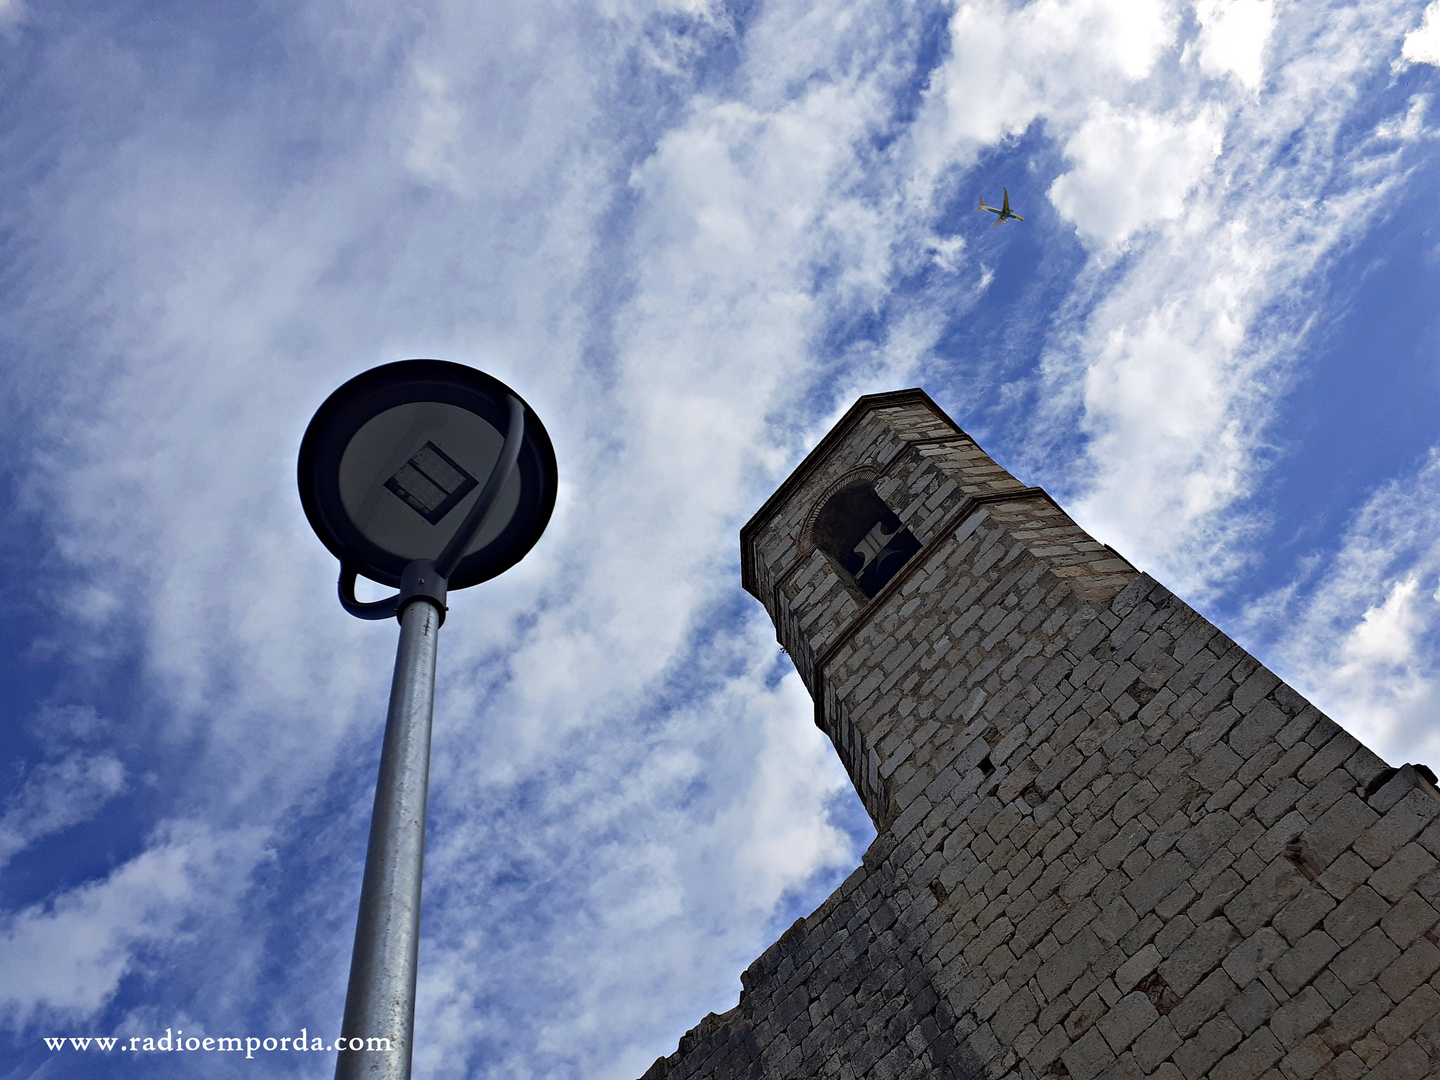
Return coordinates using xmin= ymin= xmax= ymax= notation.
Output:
xmin=2 ymin=0 xmax=1439 ymax=1076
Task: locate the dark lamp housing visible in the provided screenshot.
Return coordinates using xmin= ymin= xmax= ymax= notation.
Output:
xmin=298 ymin=359 xmax=557 ymax=595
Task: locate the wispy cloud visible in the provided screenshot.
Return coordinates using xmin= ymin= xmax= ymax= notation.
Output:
xmin=0 ymin=753 xmax=124 ymax=873
xmin=991 ymin=0 xmax=1422 ymax=599
xmin=1243 ymin=448 xmax=1440 ymax=766
xmin=0 ymin=823 xmax=263 ymax=1027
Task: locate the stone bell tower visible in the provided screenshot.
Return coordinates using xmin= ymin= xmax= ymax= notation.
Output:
xmin=641 ymin=390 xmax=1440 ymax=1080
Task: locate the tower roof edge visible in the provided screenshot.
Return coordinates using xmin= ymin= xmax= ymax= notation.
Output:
xmin=739 ymin=388 xmax=962 ymax=598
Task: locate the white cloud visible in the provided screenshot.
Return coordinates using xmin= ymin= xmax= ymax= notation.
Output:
xmin=1243 ymin=449 xmax=1440 ymax=765
xmin=413 ymin=627 xmax=863 ymax=1078
xmin=1377 ymin=93 xmax=1430 ymax=139
xmin=1342 ymin=574 xmax=1427 ymax=666
xmin=1194 ymin=0 xmax=1276 ymax=90
xmin=404 ymin=66 xmax=467 ymax=192
xmin=726 ymin=671 xmax=857 ymax=910
xmin=0 ymin=753 xmax=125 ymax=871
xmin=0 ymin=824 xmax=261 ymax=1026
xmin=1049 ymin=103 xmax=1225 ymax=244
xmin=926 ymin=234 xmax=966 ymax=272
xmin=30 ymin=704 xmax=108 ymax=747
xmin=1010 ymin=0 xmax=1420 ymax=599
xmin=1403 ymin=1 xmax=1440 ymax=66
xmin=923 ymin=0 xmax=1178 ymax=158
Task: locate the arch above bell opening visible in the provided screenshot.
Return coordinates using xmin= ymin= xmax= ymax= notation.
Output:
xmin=798 ymin=467 xmax=881 ymax=557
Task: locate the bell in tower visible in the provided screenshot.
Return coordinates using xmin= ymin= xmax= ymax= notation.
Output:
xmin=811 ymin=480 xmax=922 ymax=598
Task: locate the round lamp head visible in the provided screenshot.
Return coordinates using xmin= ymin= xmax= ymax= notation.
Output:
xmin=298 ymin=360 xmax=557 ymax=590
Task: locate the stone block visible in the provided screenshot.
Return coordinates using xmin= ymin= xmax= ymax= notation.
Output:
xmin=1208 ymin=1027 xmax=1282 ymax=1080
xmin=1331 ymin=926 xmax=1403 ymax=990
xmin=1255 ymin=779 xmax=1307 ymax=828
xmin=1317 ymin=1048 xmax=1367 ymax=1078
xmin=1134 ymin=1015 xmax=1182 ymax=1072
xmin=1329 ymin=982 xmax=1394 ymax=1045
xmin=1301 ymin=794 xmax=1379 ymax=867
xmin=1039 ymin=928 xmax=1105 ymax=1000
xmin=1375 ymin=984 xmax=1440 ymax=1046
xmin=1194 ymin=744 xmax=1246 ymax=793
xmin=1063 ymin=1027 xmax=1118 ymax=1080
xmin=1173 ymin=1014 xmax=1243 ymax=1078
xmin=1100 ymin=820 xmax=1150 ymax=871
xmin=1069 ymin=989 xmax=1112 ymax=1039
xmin=1380 ymin=893 xmax=1440 ymax=949
xmin=1365 ymin=1038 xmax=1431 ymax=1080
xmin=1267 ymin=986 xmax=1331 ymax=1047
xmin=1323 ymin=886 xmax=1391 ymax=948
xmin=1272 ymin=931 xmax=1341 ymax=994
xmin=1125 ymin=851 xmax=1191 ymax=916
xmin=1420 ymin=818 xmax=1440 ymax=859
xmin=1317 ymin=851 xmax=1373 ymax=901
xmin=1367 ymin=767 xmax=1428 ymax=815
xmin=1056 ymin=899 xmax=1104 ymax=945
xmin=1296 ymin=730 xmax=1359 ymax=787
xmin=1158 ymin=882 xmax=1199 ymax=922
xmin=1026 ymin=1021 xmax=1071 ymax=1070
xmin=1179 ymin=812 xmax=1242 ymax=867
xmin=1096 ymin=1052 xmax=1145 ymax=1080
xmin=1222 ymin=928 xmax=1288 ymax=988
xmin=1116 ymin=944 xmax=1163 ymax=993
xmin=1191 ymin=870 xmax=1247 ymax=924
xmin=1095 ymin=898 xmax=1141 ymax=947
xmin=1378 ymin=939 xmax=1440 ymax=1003
xmin=1344 ymin=745 xmax=1392 ymax=789
xmin=1274 ymin=887 xmax=1336 ymax=945
xmin=1229 ymin=699 xmax=1288 ymax=759
xmin=991 ymin=985 xmax=1039 ymax=1045
xmin=1370 ymin=843 xmax=1439 ymax=902
xmin=1354 ymin=789 xmax=1440 ymax=867
xmin=1172 ymin=969 xmax=1240 ymax=1039
xmin=1161 ymin=919 xmax=1245 ymax=997
xmin=1232 ymin=669 xmax=1281 ymax=718
xmin=1224 ymin=981 xmax=1279 ymax=1035
xmin=1295 ymin=768 xmax=1355 ymax=821
xmin=1278 ymin=1033 xmax=1333 ymax=1080
xmin=1226 ymin=859 xmax=1307 ymax=937
xmin=1098 ymin=991 xmax=1161 ymax=1054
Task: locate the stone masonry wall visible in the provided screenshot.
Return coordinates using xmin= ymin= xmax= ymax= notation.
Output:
xmin=640 ymin=390 xmax=1440 ymax=1080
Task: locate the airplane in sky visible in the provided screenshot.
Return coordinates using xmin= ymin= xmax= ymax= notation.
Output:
xmin=977 ymin=188 xmax=1023 ymax=226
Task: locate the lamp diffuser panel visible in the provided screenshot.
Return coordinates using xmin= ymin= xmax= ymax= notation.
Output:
xmin=337 ymin=402 xmax=522 ymax=563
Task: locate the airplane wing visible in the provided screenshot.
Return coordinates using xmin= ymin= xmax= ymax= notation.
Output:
xmin=1002 ymin=188 xmax=1011 ymax=213
xmin=990 ymin=217 xmax=1002 ymax=227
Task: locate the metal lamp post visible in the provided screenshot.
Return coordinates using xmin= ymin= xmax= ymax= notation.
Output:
xmin=298 ymin=360 xmax=558 ymax=1080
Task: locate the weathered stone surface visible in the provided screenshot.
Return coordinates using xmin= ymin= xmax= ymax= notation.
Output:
xmin=639 ymin=390 xmax=1440 ymax=1080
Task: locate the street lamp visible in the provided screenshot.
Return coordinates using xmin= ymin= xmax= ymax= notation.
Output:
xmin=298 ymin=359 xmax=557 ymax=1080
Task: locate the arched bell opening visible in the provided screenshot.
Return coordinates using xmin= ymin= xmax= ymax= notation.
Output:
xmin=811 ymin=482 xmax=922 ymax=599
